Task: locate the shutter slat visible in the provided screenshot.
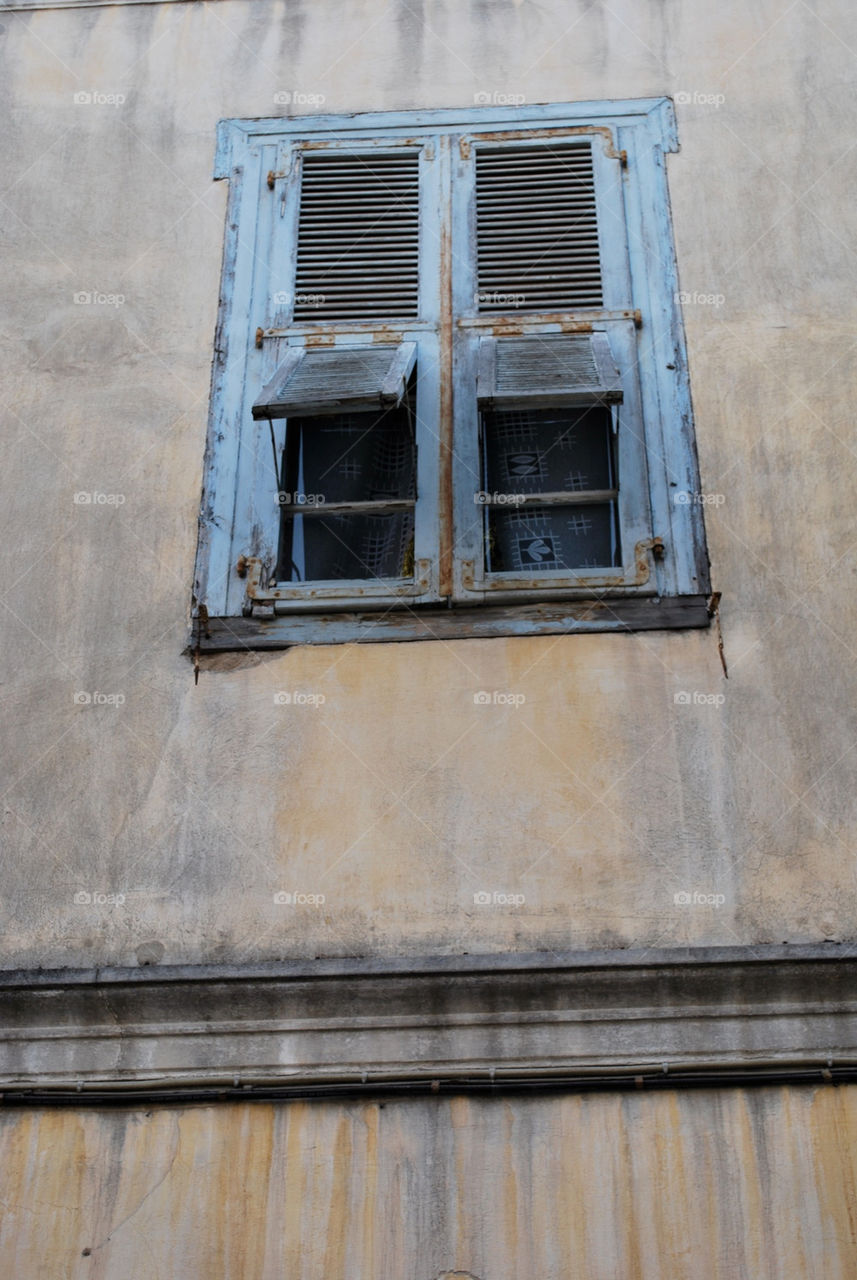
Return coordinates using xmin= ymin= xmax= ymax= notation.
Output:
xmin=476 ymin=333 xmax=622 ymax=408
xmin=294 ymin=153 xmax=421 ymax=321
xmin=252 ymin=343 xmax=417 ymax=419
xmin=476 ymin=143 xmax=604 ymax=312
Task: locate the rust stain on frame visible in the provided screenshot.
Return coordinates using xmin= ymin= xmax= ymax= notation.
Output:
xmin=438 ymin=134 xmax=455 ymax=599
xmin=468 ymin=123 xmax=624 ymax=163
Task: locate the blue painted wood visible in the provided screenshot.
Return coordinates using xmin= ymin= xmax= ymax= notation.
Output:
xmin=591 ymin=135 xmax=632 ymax=310
xmin=620 ymin=111 xmax=709 ymax=596
xmin=448 ymin=128 xmax=654 ymax=599
xmin=195 ymin=142 xmax=267 ymax=617
xmin=213 ymin=99 xmax=678 ymax=171
xmin=601 ymin=318 xmax=654 ymax=584
xmin=196 ymin=97 xmax=709 ymax=645
xmin=226 ymin=141 xmax=282 ymax=614
xmin=198 ymin=595 xmax=712 ymax=650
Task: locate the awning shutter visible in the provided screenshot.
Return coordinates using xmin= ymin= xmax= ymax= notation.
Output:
xmin=252 ymin=343 xmax=417 ymax=419
xmin=476 ymin=332 xmax=622 ymax=409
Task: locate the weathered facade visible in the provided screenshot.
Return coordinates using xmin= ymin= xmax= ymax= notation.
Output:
xmin=2 ymin=0 xmax=856 ymax=1274
xmin=4 ymin=1087 xmax=857 ymax=1277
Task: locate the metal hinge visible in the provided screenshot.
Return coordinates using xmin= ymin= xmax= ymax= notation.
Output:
xmin=267 ymin=159 xmax=292 ymax=216
xmin=266 ymin=161 xmax=292 ymax=189
xmin=634 ymin=536 xmax=665 ymax=582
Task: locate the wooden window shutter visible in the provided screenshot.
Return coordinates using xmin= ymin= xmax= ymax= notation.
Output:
xmin=252 ymin=343 xmax=417 ymax=419
xmin=475 ymin=143 xmax=603 ymax=311
xmin=476 ymin=333 xmax=622 ymax=409
xmin=293 ymin=152 xmax=421 ymax=321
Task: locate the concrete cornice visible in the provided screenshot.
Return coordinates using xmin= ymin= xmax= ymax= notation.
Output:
xmin=1 ymin=945 xmax=856 ymax=1093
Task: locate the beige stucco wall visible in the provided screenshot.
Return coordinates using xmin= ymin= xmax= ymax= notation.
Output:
xmin=2 ymin=0 xmax=855 ymax=967
xmin=0 ymin=1085 xmax=855 ymax=1278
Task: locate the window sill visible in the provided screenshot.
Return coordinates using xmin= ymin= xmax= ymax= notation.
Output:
xmin=195 ymin=594 xmax=711 ymax=651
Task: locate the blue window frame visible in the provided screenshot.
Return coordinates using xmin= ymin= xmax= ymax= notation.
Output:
xmin=194 ymin=99 xmax=710 ymax=650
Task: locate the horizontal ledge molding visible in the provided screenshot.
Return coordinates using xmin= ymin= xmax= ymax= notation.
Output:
xmin=1 ymin=943 xmax=853 ymax=987
xmin=1 ymin=944 xmax=856 ymax=1088
xmin=197 ymin=594 xmax=711 ymax=651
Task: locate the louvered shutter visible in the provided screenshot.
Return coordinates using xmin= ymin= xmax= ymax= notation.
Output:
xmin=252 ymin=343 xmax=417 ymax=419
xmin=293 ymin=152 xmax=421 ymax=321
xmin=475 ymin=143 xmax=603 ymax=312
xmin=476 ymin=333 xmax=622 ymax=409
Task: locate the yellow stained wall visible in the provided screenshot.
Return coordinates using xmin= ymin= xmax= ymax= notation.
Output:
xmin=0 ymin=1086 xmax=855 ymax=1278
xmin=1 ymin=0 xmax=855 ymax=966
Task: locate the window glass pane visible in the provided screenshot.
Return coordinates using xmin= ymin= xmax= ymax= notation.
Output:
xmin=280 ymin=510 xmax=415 ymax=582
xmin=481 ymin=404 xmax=620 ymax=572
xmin=482 ymin=405 xmax=615 ymax=497
xmin=487 ymin=503 xmax=620 ymax=573
xmin=275 ymin=405 xmax=416 ymax=582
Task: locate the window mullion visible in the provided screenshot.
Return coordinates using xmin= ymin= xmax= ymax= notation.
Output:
xmin=449 ymin=133 xmax=486 ymax=602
